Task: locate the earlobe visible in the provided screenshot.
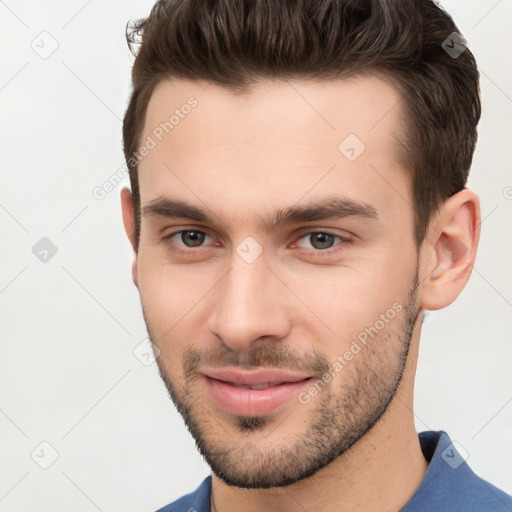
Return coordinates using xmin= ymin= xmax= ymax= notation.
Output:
xmin=420 ymin=189 xmax=480 ymax=311
xmin=120 ymin=187 xmax=139 ymax=288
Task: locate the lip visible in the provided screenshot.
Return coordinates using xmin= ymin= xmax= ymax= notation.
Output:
xmin=201 ymin=368 xmax=312 ymax=387
xmin=201 ymin=368 xmax=313 ymax=416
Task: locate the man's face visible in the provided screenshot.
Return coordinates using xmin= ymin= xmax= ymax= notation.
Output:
xmin=130 ymin=76 xmax=422 ymax=488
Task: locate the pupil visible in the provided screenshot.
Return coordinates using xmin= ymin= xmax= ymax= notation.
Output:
xmin=182 ymin=230 xmax=204 ymax=247
xmin=311 ymin=233 xmax=334 ymax=250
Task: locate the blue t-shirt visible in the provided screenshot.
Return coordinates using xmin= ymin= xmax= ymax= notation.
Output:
xmin=156 ymin=431 xmax=512 ymax=511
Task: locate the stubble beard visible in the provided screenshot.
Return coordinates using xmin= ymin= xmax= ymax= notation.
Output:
xmin=146 ymin=267 xmax=421 ymax=489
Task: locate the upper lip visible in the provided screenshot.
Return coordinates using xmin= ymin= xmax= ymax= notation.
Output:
xmin=201 ymin=368 xmax=312 ymax=386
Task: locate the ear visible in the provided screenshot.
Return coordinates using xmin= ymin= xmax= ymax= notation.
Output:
xmin=419 ymin=188 xmax=480 ymax=311
xmin=120 ymin=187 xmax=139 ymax=288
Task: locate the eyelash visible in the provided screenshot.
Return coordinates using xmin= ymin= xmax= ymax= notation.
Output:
xmin=162 ymin=230 xmax=216 ymax=256
xmin=162 ymin=229 xmax=352 ymax=257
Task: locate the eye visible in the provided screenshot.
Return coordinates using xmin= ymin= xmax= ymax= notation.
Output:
xmin=165 ymin=229 xmax=213 ymax=249
xmin=296 ymin=232 xmax=349 ymax=251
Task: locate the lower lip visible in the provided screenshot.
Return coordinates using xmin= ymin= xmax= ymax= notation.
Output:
xmin=203 ymin=376 xmax=313 ymax=416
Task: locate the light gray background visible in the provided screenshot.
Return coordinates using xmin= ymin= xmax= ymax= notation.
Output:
xmin=1 ymin=1 xmax=511 ymax=510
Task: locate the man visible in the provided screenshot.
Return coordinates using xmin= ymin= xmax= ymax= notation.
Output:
xmin=120 ymin=0 xmax=512 ymax=510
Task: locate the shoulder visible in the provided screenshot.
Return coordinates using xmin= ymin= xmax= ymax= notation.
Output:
xmin=402 ymin=431 xmax=512 ymax=511
xmin=154 ymin=475 xmax=212 ymax=512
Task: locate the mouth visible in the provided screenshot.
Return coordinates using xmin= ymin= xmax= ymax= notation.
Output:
xmin=201 ymin=367 xmax=312 ymax=386
xmin=214 ymin=380 xmax=301 ymax=390
xmin=201 ymin=368 xmax=314 ymax=416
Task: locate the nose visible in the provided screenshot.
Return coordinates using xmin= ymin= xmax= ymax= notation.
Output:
xmin=207 ymin=250 xmax=292 ymax=352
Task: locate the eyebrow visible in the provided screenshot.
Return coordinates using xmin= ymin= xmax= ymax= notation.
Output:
xmin=142 ymin=195 xmax=379 ymax=230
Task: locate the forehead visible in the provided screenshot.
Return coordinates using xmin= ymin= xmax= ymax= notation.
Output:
xmin=143 ymin=73 xmax=404 ymax=152
xmin=138 ymin=75 xmax=410 ymax=231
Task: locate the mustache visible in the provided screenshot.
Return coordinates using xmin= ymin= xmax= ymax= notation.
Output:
xmin=182 ymin=342 xmax=330 ymax=380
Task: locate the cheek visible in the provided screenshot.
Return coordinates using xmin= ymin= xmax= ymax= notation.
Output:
xmin=136 ymin=251 xmax=215 ymax=356
xmin=137 ymin=248 xmax=204 ymax=312
xmin=286 ymin=257 xmax=412 ymax=344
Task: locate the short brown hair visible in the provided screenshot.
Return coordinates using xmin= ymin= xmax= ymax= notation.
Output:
xmin=122 ymin=0 xmax=481 ymax=250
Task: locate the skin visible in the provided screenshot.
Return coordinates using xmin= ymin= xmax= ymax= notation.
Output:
xmin=121 ymin=75 xmax=480 ymax=512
